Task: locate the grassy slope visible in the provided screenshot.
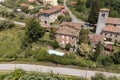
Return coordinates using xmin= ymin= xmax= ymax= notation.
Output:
xmin=0 ymin=26 xmax=25 ymax=58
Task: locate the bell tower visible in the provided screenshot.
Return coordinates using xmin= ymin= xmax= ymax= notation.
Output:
xmin=96 ymin=8 xmax=110 ymax=34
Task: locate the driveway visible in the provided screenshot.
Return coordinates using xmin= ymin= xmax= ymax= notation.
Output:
xmin=0 ymin=64 xmax=119 ymax=78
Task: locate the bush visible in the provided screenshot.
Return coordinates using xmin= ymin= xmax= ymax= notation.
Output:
xmin=12 ymin=69 xmax=25 ymax=80
xmin=91 ymin=73 xmax=106 ymax=80
xmin=65 ymin=43 xmax=71 ymax=51
xmin=111 ymin=51 xmax=120 ymax=64
xmin=0 ymin=20 xmax=15 ymax=30
xmin=35 ymin=49 xmax=94 ymax=67
xmin=50 ymin=41 xmax=60 ymax=49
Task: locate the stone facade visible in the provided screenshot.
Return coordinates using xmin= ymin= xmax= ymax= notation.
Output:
xmin=39 ymin=7 xmax=61 ymax=27
xmin=102 ymin=30 xmax=120 ymax=41
xmin=96 ymin=8 xmax=120 ymax=42
xmin=55 ymin=22 xmax=83 ymax=47
xmin=42 ymin=0 xmax=58 ymax=6
xmin=96 ymin=8 xmax=110 ymax=34
xmin=56 ymin=34 xmax=77 ymax=47
xmin=0 ymin=0 xmax=4 ymax=3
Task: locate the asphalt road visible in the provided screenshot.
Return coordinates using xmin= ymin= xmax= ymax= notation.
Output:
xmin=0 ymin=64 xmax=119 ymax=78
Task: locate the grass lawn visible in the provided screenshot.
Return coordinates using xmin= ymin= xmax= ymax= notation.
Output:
xmin=0 ymin=26 xmax=25 ymax=59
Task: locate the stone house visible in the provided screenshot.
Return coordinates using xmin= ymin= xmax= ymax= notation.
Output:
xmin=55 ymin=22 xmax=83 ymax=47
xmin=41 ymin=0 xmax=58 ymax=6
xmin=39 ymin=6 xmax=61 ymax=27
xmin=0 ymin=0 xmax=4 ymax=3
xmin=96 ymin=8 xmax=120 ymax=42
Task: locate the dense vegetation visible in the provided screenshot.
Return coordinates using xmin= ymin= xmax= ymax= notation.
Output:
xmin=67 ymin=0 xmax=120 ymax=22
xmin=0 ymin=69 xmax=86 ymax=80
xmin=0 ymin=69 xmax=119 ymax=80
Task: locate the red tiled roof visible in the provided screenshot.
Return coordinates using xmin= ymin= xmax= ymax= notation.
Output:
xmin=107 ymin=17 xmax=120 ymax=25
xmin=71 ymin=2 xmax=77 ymax=5
xmin=90 ymin=34 xmax=104 ymax=43
xmin=60 ymin=22 xmax=83 ymax=30
xmin=55 ymin=26 xmax=79 ymax=36
xmin=53 ymin=6 xmax=65 ymax=9
xmin=55 ymin=22 xmax=82 ymax=36
xmin=20 ymin=3 xmax=30 ymax=7
xmin=40 ymin=6 xmax=61 ymax=14
xmin=103 ymin=25 xmax=120 ymax=33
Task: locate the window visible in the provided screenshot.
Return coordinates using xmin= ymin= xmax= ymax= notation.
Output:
xmin=62 ymin=40 xmax=64 ymax=44
xmin=62 ymin=35 xmax=64 ymax=39
xmin=66 ymin=36 xmax=69 ymax=40
xmin=66 ymin=41 xmax=69 ymax=44
xmin=72 ymin=37 xmax=74 ymax=39
xmin=105 ymin=33 xmax=107 ymax=36
xmin=110 ymin=33 xmax=112 ymax=37
xmin=115 ymin=34 xmax=118 ymax=37
xmin=102 ymin=14 xmax=105 ymax=17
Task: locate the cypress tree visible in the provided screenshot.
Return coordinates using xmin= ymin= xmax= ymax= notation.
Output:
xmin=88 ymin=0 xmax=101 ymax=25
xmin=79 ymin=28 xmax=89 ymax=44
xmin=94 ymin=41 xmax=103 ymax=61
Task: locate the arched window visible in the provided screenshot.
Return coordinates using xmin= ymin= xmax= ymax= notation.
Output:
xmin=102 ymin=14 xmax=105 ymax=17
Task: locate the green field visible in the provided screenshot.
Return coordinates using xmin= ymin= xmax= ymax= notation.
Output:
xmin=0 ymin=26 xmax=25 ymax=59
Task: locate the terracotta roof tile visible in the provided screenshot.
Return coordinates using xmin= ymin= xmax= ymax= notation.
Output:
xmin=55 ymin=22 xmax=82 ymax=36
xmin=60 ymin=22 xmax=83 ymax=30
xmin=55 ymin=26 xmax=79 ymax=36
xmin=40 ymin=6 xmax=61 ymax=14
xmin=103 ymin=25 xmax=120 ymax=33
xmin=90 ymin=34 xmax=104 ymax=43
xmin=107 ymin=17 xmax=120 ymax=25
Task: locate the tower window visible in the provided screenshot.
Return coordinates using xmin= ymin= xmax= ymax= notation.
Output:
xmin=115 ymin=34 xmax=118 ymax=37
xmin=102 ymin=14 xmax=105 ymax=17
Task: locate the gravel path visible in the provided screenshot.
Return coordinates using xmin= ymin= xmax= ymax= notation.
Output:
xmin=0 ymin=17 xmax=25 ymax=26
xmin=0 ymin=64 xmax=119 ymax=78
xmin=64 ymin=0 xmax=85 ymax=24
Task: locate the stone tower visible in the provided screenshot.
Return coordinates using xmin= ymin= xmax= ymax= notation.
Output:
xmin=96 ymin=8 xmax=110 ymax=34
xmin=52 ymin=0 xmax=58 ymax=6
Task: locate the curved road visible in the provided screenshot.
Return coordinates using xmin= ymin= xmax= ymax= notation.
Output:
xmin=0 ymin=64 xmax=120 ymax=78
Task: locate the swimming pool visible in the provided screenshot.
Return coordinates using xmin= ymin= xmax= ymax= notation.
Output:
xmin=47 ymin=50 xmax=65 ymax=56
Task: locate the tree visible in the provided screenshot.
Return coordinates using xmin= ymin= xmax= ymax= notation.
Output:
xmin=111 ymin=51 xmax=120 ymax=64
xmin=25 ymin=19 xmax=45 ymax=42
xmin=78 ymin=43 xmax=93 ymax=59
xmin=101 ymin=56 xmax=113 ymax=66
xmin=88 ymin=0 xmax=101 ymax=25
xmin=65 ymin=43 xmax=71 ymax=51
xmin=51 ymin=41 xmax=59 ymax=49
xmin=94 ymin=41 xmax=103 ymax=61
xmin=58 ymin=14 xmax=72 ymax=23
xmin=79 ymin=28 xmax=89 ymax=44
xmin=12 ymin=69 xmax=25 ymax=80
xmin=91 ymin=73 xmax=106 ymax=80
xmin=76 ymin=0 xmax=86 ymax=12
xmin=49 ymin=28 xmax=55 ymax=40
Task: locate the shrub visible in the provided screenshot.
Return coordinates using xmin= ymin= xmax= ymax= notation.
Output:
xmin=12 ymin=69 xmax=25 ymax=80
xmin=65 ymin=43 xmax=71 ymax=51
xmin=50 ymin=41 xmax=59 ymax=49
xmin=0 ymin=20 xmax=15 ymax=30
